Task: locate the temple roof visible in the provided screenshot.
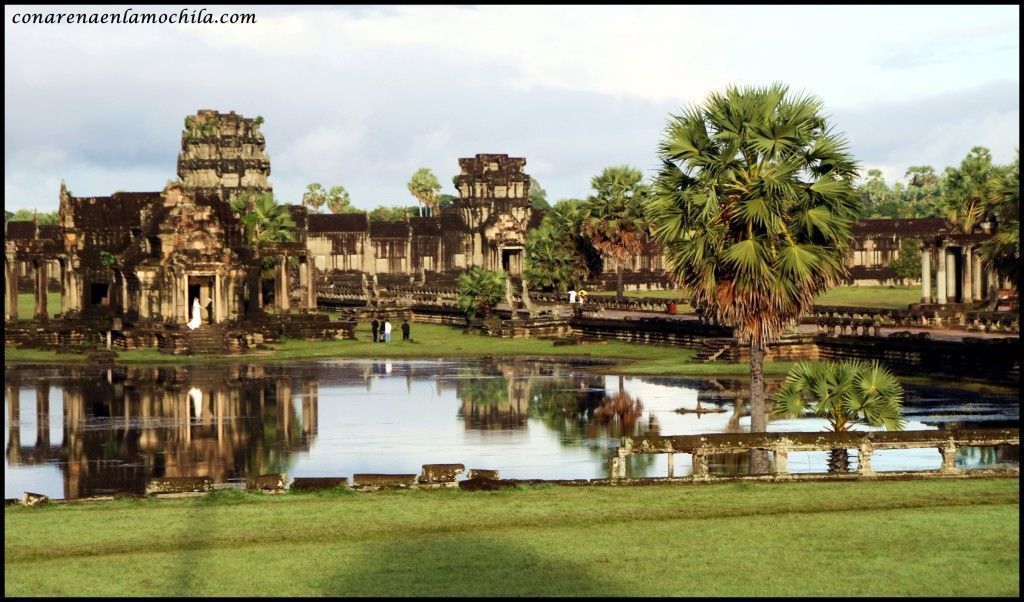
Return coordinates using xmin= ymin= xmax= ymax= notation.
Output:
xmin=852 ymin=218 xmax=949 ymax=236
xmin=70 ymin=192 xmax=162 ymax=229
xmin=369 ymin=221 xmax=410 ymax=238
xmin=5 ymin=221 xmax=36 ymax=240
xmin=308 ymin=213 xmax=369 ymax=233
xmin=410 ymin=216 xmax=441 ymax=235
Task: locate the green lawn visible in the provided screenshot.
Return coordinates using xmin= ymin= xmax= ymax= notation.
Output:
xmin=4 ymin=478 xmax=1018 ymax=597
xmin=814 ymin=285 xmax=919 ymax=309
xmin=15 ymin=292 xmax=61 ymax=318
xmin=4 ymin=322 xmax=795 ymax=376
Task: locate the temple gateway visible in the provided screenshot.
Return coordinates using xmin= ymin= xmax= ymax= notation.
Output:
xmin=4 ymin=110 xmax=1010 ymax=351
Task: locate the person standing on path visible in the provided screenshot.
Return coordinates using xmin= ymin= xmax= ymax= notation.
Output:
xmin=371 ymin=318 xmax=380 ymax=343
xmin=568 ymin=287 xmax=577 ymax=305
xmin=383 ymin=319 xmax=392 ymax=343
xmin=401 ymin=319 xmax=411 ymax=341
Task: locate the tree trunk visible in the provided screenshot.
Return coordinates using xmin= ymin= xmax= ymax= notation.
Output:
xmin=748 ymin=339 xmax=771 ymax=475
xmin=828 ymin=448 xmax=851 ymax=473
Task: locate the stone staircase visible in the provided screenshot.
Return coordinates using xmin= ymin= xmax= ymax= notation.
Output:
xmin=694 ymin=337 xmax=737 ymax=362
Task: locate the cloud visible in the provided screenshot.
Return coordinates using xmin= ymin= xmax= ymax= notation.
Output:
xmin=3 ymin=5 xmax=1019 ymax=211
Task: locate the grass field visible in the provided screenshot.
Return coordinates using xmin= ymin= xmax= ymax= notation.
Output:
xmin=814 ymin=285 xmax=919 ymax=309
xmin=15 ymin=292 xmax=61 ymax=318
xmin=3 ymin=322 xmax=795 ymax=376
xmin=4 ymin=478 xmax=1018 ymax=597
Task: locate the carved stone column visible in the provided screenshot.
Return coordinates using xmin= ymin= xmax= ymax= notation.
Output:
xmin=962 ymin=245 xmax=974 ymax=302
xmin=935 ymin=246 xmax=947 ymax=304
xmin=972 ymin=250 xmax=983 ymax=301
xmin=279 ymin=256 xmax=290 ymax=311
xmin=4 ymin=256 xmax=17 ymax=321
xmin=920 ymin=245 xmax=931 ymax=303
xmin=34 ymin=259 xmax=48 ymax=321
xmin=945 ymin=247 xmax=957 ymax=303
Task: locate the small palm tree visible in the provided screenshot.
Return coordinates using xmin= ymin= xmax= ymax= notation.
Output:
xmin=581 ymin=166 xmax=650 ymax=297
xmin=773 ymin=360 xmax=905 ymax=471
xmin=943 ymin=146 xmax=996 ymax=234
xmin=229 ymin=191 xmax=296 ymax=314
xmin=457 ymin=267 xmax=508 ymax=322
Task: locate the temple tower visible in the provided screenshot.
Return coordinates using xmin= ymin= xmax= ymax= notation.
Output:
xmin=176 ymin=110 xmax=272 ymax=201
xmin=453 ymin=154 xmax=532 ymax=274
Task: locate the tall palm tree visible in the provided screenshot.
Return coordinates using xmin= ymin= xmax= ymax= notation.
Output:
xmin=229 ymin=191 xmax=296 ymax=315
xmin=773 ymin=360 xmax=905 ymax=472
xmin=581 ymin=166 xmax=650 ymax=297
xmin=646 ymin=83 xmax=861 ymax=465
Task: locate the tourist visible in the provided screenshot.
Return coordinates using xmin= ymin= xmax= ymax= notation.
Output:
xmin=401 ymin=319 xmax=410 ymax=341
xmin=186 ymin=298 xmax=202 ymax=330
xmin=568 ymin=287 xmax=577 ymax=305
xmin=371 ymin=318 xmax=380 ymax=342
xmin=578 ymin=289 xmax=588 ymax=305
xmin=383 ymin=319 xmax=392 ymax=343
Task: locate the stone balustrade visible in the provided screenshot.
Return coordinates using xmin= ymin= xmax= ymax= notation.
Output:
xmin=609 ymin=428 xmax=1019 ymax=483
xmin=808 ymin=305 xmax=1019 ymax=334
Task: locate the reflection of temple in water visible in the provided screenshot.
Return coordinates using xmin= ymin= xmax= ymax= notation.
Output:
xmin=5 ymin=365 xmax=318 ymax=499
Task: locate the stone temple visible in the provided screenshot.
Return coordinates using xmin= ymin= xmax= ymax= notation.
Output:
xmin=3 ymin=110 xmax=1012 ymax=353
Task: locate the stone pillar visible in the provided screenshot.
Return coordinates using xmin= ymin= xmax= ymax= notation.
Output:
xmin=945 ymin=248 xmax=957 ymax=304
xmin=935 ymin=247 xmax=947 ymax=305
xmin=920 ymin=246 xmax=931 ymax=304
xmin=692 ymin=449 xmax=709 ymax=480
xmin=962 ymin=246 xmax=974 ymax=302
xmin=213 ymin=272 xmax=222 ymax=323
xmin=34 ymin=259 xmax=48 ymax=320
xmin=667 ymin=453 xmax=675 ymax=478
xmin=857 ymin=440 xmax=874 ymax=475
xmin=278 ymin=256 xmax=290 ymax=311
xmin=4 ymin=257 xmax=17 ymax=321
xmin=59 ymin=259 xmax=68 ymax=315
xmin=773 ymin=447 xmax=789 ymax=475
xmin=36 ymin=381 xmax=50 ymax=449
xmin=307 ymin=257 xmax=316 ymax=311
xmin=939 ymin=438 xmax=959 ymax=474
xmin=972 ymin=251 xmax=984 ymax=302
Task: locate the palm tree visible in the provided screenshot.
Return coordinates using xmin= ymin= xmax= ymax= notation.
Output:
xmin=457 ymin=267 xmax=508 ymax=322
xmin=943 ymin=147 xmax=996 ymax=234
xmin=229 ymin=191 xmax=296 ymax=315
xmin=979 ymin=151 xmax=1019 ymax=292
xmin=408 ymin=168 xmax=441 ymax=217
xmin=773 ymin=360 xmax=905 ymax=472
xmin=581 ymin=166 xmax=650 ymax=297
xmin=646 ymin=83 xmax=861 ymax=469
xmin=302 ymin=183 xmax=326 ymax=213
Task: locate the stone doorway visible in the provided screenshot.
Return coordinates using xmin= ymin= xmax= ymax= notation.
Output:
xmin=187 ymin=275 xmax=215 ymax=324
xmin=501 ymin=247 xmax=523 ymax=275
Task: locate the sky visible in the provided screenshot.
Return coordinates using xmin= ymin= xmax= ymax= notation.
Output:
xmin=4 ymin=4 xmax=1019 ymax=212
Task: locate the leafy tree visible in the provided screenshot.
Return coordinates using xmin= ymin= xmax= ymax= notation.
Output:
xmin=943 ymin=146 xmax=998 ymax=233
xmin=979 ymin=150 xmax=1019 ymax=291
xmin=408 ymin=167 xmax=442 ymax=217
xmin=647 ymin=83 xmax=861 ymax=461
xmin=302 ymin=183 xmax=327 ymax=213
xmin=888 ymin=237 xmax=922 ymax=286
xmin=326 ymin=185 xmax=358 ymax=214
xmin=438 ymin=194 xmax=457 ymax=209
xmin=229 ymin=191 xmax=296 ymax=314
xmin=773 ymin=360 xmax=905 ymax=471
xmin=7 ymin=209 xmax=59 ymax=224
xmin=581 ymin=165 xmax=650 ymax=297
xmin=457 ymin=267 xmax=507 ymax=321
xmin=858 ymin=169 xmax=904 ymax=218
xmin=524 ymin=199 xmax=600 ymax=291
xmin=367 ymin=206 xmax=416 ymax=222
xmin=903 ymin=165 xmax=944 ymax=217
xmin=528 ymin=177 xmax=550 ymax=210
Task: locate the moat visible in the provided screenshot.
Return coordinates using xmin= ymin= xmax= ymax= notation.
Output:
xmin=4 ymin=358 xmax=1019 ymax=500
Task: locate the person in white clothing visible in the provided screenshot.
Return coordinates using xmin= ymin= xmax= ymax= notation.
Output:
xmin=568 ymin=288 xmax=577 ymax=304
xmin=186 ymin=297 xmax=202 ymax=330
xmin=383 ymin=319 xmax=393 ymax=343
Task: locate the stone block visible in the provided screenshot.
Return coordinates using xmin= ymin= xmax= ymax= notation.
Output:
xmin=352 ymin=474 xmax=417 ymax=488
xmin=458 ymin=477 xmax=515 ymax=491
xmin=145 ymin=476 xmax=214 ymax=495
xmin=21 ymin=492 xmax=49 ymax=506
xmin=290 ymin=477 xmax=349 ymax=491
xmin=467 ymin=469 xmax=500 ymax=480
xmin=419 ymin=463 xmax=465 ymax=484
xmin=246 ymin=473 xmax=288 ymax=492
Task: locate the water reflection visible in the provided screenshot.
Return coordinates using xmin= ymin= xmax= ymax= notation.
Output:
xmin=4 ymin=360 xmax=1019 ymax=499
